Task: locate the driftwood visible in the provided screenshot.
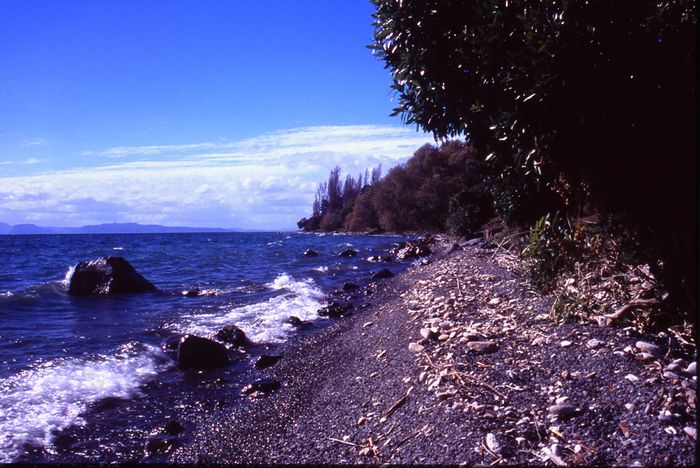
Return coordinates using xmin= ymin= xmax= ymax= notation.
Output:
xmin=596 ymin=298 xmax=660 ymax=326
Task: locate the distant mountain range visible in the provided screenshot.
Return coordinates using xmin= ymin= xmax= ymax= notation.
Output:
xmin=0 ymin=222 xmax=258 ymax=235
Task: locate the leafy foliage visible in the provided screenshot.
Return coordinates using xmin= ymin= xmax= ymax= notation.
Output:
xmin=371 ymin=0 xmax=696 ymax=317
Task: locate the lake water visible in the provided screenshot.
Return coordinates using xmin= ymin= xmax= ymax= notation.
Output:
xmin=0 ymin=232 xmax=412 ymax=462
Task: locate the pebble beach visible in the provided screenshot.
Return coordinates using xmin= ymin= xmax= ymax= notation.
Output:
xmin=170 ymin=242 xmax=697 ymax=465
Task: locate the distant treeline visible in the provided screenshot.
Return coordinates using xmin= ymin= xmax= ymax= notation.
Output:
xmin=297 ymin=141 xmax=496 ymax=236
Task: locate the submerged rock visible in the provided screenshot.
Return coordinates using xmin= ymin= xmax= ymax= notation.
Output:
xmin=214 ymin=324 xmax=250 ymax=347
xmin=242 ymin=378 xmax=281 ymax=396
xmin=181 ymin=289 xmax=201 ymax=297
xmin=367 ymin=255 xmax=393 ymax=263
xmin=68 ymin=256 xmax=155 ymax=295
xmin=372 ymin=268 xmax=394 ymax=279
xmin=342 ymin=282 xmax=360 ymax=291
xmin=303 ymin=249 xmax=319 ymax=257
xmin=177 ymin=335 xmax=230 ymax=370
xmin=339 ymin=249 xmax=358 ymax=258
xmin=287 ymin=316 xmax=312 ymax=328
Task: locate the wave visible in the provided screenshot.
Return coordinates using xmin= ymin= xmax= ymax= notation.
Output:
xmin=168 ymin=274 xmax=325 ymax=344
xmin=312 ymin=266 xmax=329 ymax=273
xmin=0 ymin=343 xmax=167 ymax=462
xmin=60 ymin=265 xmax=75 ymax=288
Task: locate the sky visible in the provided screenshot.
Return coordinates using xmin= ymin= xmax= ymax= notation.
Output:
xmin=0 ymin=0 xmax=434 ymax=230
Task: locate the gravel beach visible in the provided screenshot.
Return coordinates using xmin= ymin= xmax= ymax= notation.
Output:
xmin=169 ymin=244 xmax=697 ymax=465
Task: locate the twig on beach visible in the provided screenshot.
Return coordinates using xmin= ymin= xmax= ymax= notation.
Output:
xmin=392 ymin=423 xmax=429 ymax=452
xmin=449 ymin=371 xmax=508 ymax=402
xmin=596 ymin=297 xmax=660 ymax=326
xmin=329 ymin=437 xmax=358 ymax=447
xmin=382 ymin=394 xmax=409 ymax=421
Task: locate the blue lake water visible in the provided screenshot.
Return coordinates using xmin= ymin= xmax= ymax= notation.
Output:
xmin=0 ymin=232 xmax=412 ymax=462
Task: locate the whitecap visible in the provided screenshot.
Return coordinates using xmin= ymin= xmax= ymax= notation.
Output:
xmin=0 ymin=343 xmax=167 ymax=462
xmin=170 ymin=274 xmax=325 ymax=344
xmin=59 ymin=265 xmax=76 ymax=288
xmin=112 ymin=247 xmax=124 ymax=251
xmin=312 ymin=266 xmax=329 ymax=273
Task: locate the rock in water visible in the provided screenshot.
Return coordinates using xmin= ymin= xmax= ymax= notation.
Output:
xmin=372 ymin=268 xmax=394 ymax=279
xmin=339 ymin=249 xmax=357 ymax=257
xmin=303 ymin=249 xmax=319 ymax=257
xmin=318 ymin=301 xmax=353 ymax=318
xmin=254 ymin=355 xmax=282 ymax=368
xmin=214 ymin=325 xmax=250 ymax=347
xmin=241 ymin=379 xmax=281 ymax=395
xmin=68 ymin=256 xmax=155 ymax=295
xmin=177 ymin=335 xmax=230 ymax=370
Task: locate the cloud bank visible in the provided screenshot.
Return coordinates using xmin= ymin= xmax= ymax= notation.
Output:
xmin=0 ymin=125 xmax=434 ymax=230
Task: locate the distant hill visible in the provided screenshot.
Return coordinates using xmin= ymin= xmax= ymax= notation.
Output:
xmin=0 ymin=222 xmax=256 ymax=235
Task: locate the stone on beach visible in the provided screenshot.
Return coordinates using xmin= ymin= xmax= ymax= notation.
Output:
xmin=177 ymin=335 xmax=230 ymax=370
xmin=254 ymin=355 xmax=282 ymax=369
xmin=466 ymin=341 xmax=498 ymax=354
xmin=635 ymin=341 xmax=663 ymax=358
xmin=242 ymin=379 xmax=281 ymax=396
xmin=68 ymin=256 xmax=155 ymax=295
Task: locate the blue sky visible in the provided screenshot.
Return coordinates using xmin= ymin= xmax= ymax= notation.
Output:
xmin=0 ymin=1 xmax=433 ymax=230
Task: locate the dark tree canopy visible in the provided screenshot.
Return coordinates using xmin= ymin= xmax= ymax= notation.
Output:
xmin=371 ymin=0 xmax=696 ymax=315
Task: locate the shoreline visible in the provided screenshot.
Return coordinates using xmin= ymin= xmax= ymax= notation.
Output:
xmin=169 ymin=244 xmax=696 ymax=464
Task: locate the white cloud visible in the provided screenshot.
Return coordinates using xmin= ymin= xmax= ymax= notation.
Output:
xmin=23 ymin=158 xmax=44 ymax=165
xmin=0 ymin=125 xmax=435 ymax=230
xmin=20 ymin=138 xmax=45 ymax=147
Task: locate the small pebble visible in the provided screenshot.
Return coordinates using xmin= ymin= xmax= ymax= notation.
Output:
xmin=624 ymin=374 xmax=639 ymax=382
xmin=685 ymin=361 xmax=696 ymax=376
xmin=549 ymin=404 xmax=578 ymax=418
xmin=560 ymin=340 xmax=572 ymax=348
xmin=467 ymin=341 xmax=498 ymax=354
xmin=408 ymin=342 xmax=425 ymax=353
xmin=662 ymin=371 xmax=679 ymax=381
xmin=586 ymin=338 xmax=603 ymax=349
xmin=683 ymin=427 xmax=697 ymax=439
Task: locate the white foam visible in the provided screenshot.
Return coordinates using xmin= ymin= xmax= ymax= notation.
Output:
xmin=112 ymin=247 xmax=124 ymax=251
xmin=0 ymin=343 xmax=166 ymax=462
xmin=170 ymin=274 xmax=325 ymax=344
xmin=60 ymin=265 xmax=76 ymax=288
xmin=0 ymin=291 xmax=12 ymax=297
xmin=313 ymin=266 xmax=329 ymax=273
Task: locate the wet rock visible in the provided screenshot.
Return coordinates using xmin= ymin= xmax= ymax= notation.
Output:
xmin=287 ymin=316 xmax=312 ymax=328
xmin=161 ymin=335 xmax=183 ymax=352
xmin=303 ymin=249 xmax=319 ymax=257
xmin=372 ymin=268 xmax=394 ymax=279
xmin=254 ymin=354 xmax=281 ymax=368
xmin=318 ymin=301 xmax=353 ymax=318
xmin=466 ymin=341 xmax=498 ymax=354
xmin=635 ymin=341 xmax=663 ymax=358
xmin=163 ymin=420 xmax=183 ymax=436
xmin=339 ymin=249 xmax=357 ymax=257
xmin=182 ymin=289 xmax=201 ymax=297
xmin=242 ymin=378 xmax=281 ymax=395
xmin=367 ymin=255 xmax=392 ymax=263
xmin=145 ymin=435 xmax=176 ymax=456
xmin=214 ymin=325 xmax=250 ymax=347
xmin=68 ymin=256 xmax=155 ymax=295
xmin=177 ymin=335 xmax=230 ymax=370
xmin=548 ymin=404 xmax=579 ymax=419
xmin=342 ymin=282 xmax=360 ymax=291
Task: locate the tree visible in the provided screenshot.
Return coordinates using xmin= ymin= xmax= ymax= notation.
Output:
xmin=371 ymin=0 xmax=696 ymax=318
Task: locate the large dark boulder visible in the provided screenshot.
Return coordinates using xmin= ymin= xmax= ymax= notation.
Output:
xmin=214 ymin=325 xmax=250 ymax=347
xmin=68 ymin=256 xmax=155 ymax=295
xmin=177 ymin=335 xmax=230 ymax=370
